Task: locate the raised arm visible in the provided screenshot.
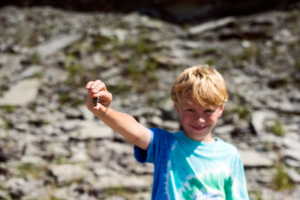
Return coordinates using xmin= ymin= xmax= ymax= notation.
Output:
xmin=86 ymin=80 xmax=151 ymax=150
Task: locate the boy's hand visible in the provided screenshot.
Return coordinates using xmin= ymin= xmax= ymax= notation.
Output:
xmin=86 ymin=80 xmax=112 ymax=115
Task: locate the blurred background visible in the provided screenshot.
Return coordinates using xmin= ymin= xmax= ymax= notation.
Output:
xmin=0 ymin=0 xmax=300 ymax=200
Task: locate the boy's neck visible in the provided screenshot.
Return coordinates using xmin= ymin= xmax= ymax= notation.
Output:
xmin=183 ymin=132 xmax=216 ymax=143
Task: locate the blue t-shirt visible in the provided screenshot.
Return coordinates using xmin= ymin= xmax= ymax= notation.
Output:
xmin=134 ymin=128 xmax=249 ymax=200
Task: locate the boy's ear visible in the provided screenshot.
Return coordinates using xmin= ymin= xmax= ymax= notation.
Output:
xmin=217 ymin=105 xmax=225 ymax=117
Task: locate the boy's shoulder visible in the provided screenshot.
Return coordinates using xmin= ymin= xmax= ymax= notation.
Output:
xmin=215 ymin=138 xmax=241 ymax=157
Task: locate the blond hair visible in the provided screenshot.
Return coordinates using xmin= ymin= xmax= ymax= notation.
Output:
xmin=171 ymin=65 xmax=228 ymax=107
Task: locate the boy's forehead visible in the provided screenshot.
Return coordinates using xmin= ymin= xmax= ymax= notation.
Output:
xmin=179 ymin=97 xmax=215 ymax=109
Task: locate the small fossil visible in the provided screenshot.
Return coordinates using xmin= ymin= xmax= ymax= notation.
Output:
xmin=93 ymin=97 xmax=99 ymax=106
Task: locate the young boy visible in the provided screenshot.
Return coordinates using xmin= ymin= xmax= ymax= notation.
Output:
xmin=86 ymin=65 xmax=249 ymax=200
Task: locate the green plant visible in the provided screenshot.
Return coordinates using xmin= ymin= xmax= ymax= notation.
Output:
xmin=296 ymin=58 xmax=300 ymax=71
xmin=66 ymin=63 xmax=83 ymax=77
xmin=92 ymin=34 xmax=111 ymax=49
xmin=192 ymin=49 xmax=201 ymax=57
xmin=254 ymin=190 xmax=262 ymax=200
xmin=125 ymin=37 xmax=158 ymax=56
xmin=58 ymin=94 xmax=72 ymax=104
xmin=269 ymin=119 xmax=285 ymax=137
xmin=51 ymin=156 xmax=68 ymax=165
xmin=205 ymin=58 xmax=215 ymax=66
xmin=103 ymin=186 xmax=135 ymax=198
xmin=18 ymin=163 xmax=46 ymax=179
xmin=3 ymin=120 xmax=12 ymax=130
xmin=263 ymin=141 xmax=273 ymax=151
xmin=65 ymin=63 xmax=85 ymax=87
xmin=58 ymin=94 xmax=83 ymax=107
xmin=286 ymin=10 xmax=300 ymax=23
xmin=29 ymin=52 xmax=41 ymax=64
xmin=223 ymin=105 xmax=251 ymax=121
xmin=117 ymin=21 xmax=128 ymax=29
xmin=32 ymin=72 xmax=42 ymax=79
xmin=0 ymin=106 xmax=17 ymax=113
xmin=144 ymin=59 xmax=159 ymax=72
xmin=106 ymin=83 xmax=132 ymax=95
xmin=235 ymin=105 xmax=251 ymax=120
xmin=273 ymin=164 xmax=294 ymax=191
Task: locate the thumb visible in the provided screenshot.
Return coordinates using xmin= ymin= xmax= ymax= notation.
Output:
xmin=93 ymin=102 xmax=108 ymax=114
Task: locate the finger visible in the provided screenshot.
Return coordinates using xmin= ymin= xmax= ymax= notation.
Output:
xmin=86 ymin=81 xmax=94 ymax=89
xmin=92 ymin=91 xmax=112 ymax=101
xmin=91 ymin=82 xmax=106 ymax=94
xmin=93 ymin=102 xmax=102 ymax=110
xmin=90 ymin=80 xmax=101 ymax=89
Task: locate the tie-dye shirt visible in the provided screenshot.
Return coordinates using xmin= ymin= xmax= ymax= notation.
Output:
xmin=134 ymin=128 xmax=249 ymax=200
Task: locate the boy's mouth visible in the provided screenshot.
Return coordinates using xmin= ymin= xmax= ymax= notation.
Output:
xmin=190 ymin=125 xmax=207 ymax=131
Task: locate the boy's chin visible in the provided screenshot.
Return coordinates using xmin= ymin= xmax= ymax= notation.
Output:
xmin=183 ymin=130 xmax=212 ymax=142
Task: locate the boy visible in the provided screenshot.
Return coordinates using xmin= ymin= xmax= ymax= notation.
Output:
xmin=86 ymin=65 xmax=249 ymax=200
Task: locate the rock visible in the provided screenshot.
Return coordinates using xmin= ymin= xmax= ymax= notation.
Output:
xmin=239 ymin=150 xmax=273 ymax=167
xmin=153 ymin=56 xmax=182 ymax=68
xmin=114 ymin=29 xmax=128 ymax=42
xmin=257 ymin=170 xmax=274 ymax=184
xmin=102 ymin=140 xmax=133 ymax=155
xmin=21 ymin=156 xmax=46 ymax=166
xmin=22 ymin=188 xmax=49 ymax=200
xmin=100 ymin=68 xmax=121 ymax=80
xmin=92 ymin=53 xmax=104 ymax=66
xmin=133 ymin=192 xmax=151 ymax=200
xmin=93 ymin=175 xmax=151 ymax=192
xmin=79 ymin=105 xmax=95 ymax=121
xmin=20 ymin=65 xmax=43 ymax=79
xmin=106 ymin=196 xmax=126 ymax=200
xmin=93 ymin=168 xmax=120 ymax=177
xmin=70 ymin=122 xmax=114 ymax=140
xmin=251 ymin=110 xmax=277 ymax=135
xmin=285 ymin=158 xmax=300 ymax=167
xmin=46 ymin=143 xmax=70 ymax=158
xmin=0 ymin=79 xmax=40 ymax=106
xmin=130 ymin=107 xmax=162 ymax=118
xmin=0 ymin=55 xmax=22 ymax=79
xmin=43 ymin=67 xmax=68 ymax=84
xmin=284 ymin=149 xmax=300 ymax=161
xmin=259 ymin=133 xmax=282 ymax=148
xmin=212 ymin=125 xmax=235 ymax=135
xmin=34 ymin=34 xmax=81 ymax=58
xmin=49 ymin=164 xmax=89 ymax=186
xmin=188 ymin=17 xmax=236 ymax=35
xmin=288 ymin=168 xmax=300 ymax=183
xmin=14 ymin=123 xmax=29 ymax=131
xmin=162 ymin=120 xmax=180 ymax=130
xmin=9 ymin=180 xmax=43 ymax=198
xmin=149 ymin=116 xmax=163 ymax=127
xmin=268 ymin=100 xmax=300 ymax=114
xmin=0 ymin=190 xmax=8 ymax=200
xmin=59 ymin=120 xmax=81 ymax=132
xmin=133 ymin=163 xmax=154 ymax=175
xmin=282 ymin=136 xmax=300 ymax=151
xmin=63 ymin=108 xmax=82 ymax=119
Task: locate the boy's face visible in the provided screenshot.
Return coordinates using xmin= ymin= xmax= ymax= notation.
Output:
xmin=174 ymin=93 xmax=224 ymax=142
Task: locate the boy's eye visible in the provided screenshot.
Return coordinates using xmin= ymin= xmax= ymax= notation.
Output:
xmin=205 ymin=110 xmax=213 ymax=113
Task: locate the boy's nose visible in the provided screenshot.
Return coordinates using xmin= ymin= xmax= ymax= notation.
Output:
xmin=195 ymin=115 xmax=205 ymax=123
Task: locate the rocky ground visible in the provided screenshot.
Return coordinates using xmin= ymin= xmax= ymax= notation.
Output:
xmin=0 ymin=5 xmax=300 ymax=200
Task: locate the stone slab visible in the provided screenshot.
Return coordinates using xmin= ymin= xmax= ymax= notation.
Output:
xmin=239 ymin=150 xmax=273 ymax=167
xmin=0 ymin=79 xmax=40 ymax=106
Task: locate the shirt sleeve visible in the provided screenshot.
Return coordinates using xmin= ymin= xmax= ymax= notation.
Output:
xmin=225 ymin=151 xmax=249 ymax=200
xmin=134 ymin=128 xmax=170 ymax=164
